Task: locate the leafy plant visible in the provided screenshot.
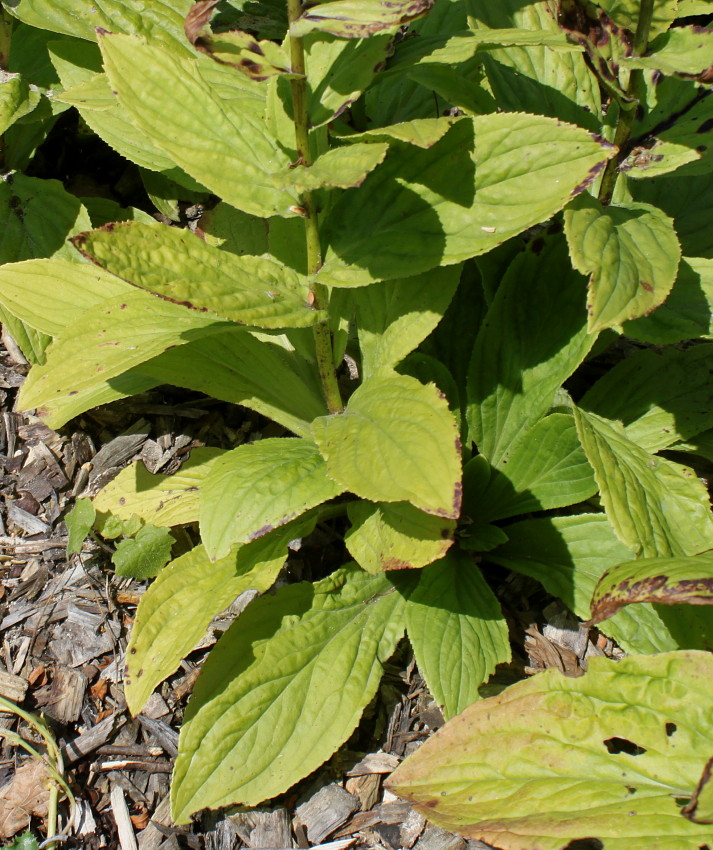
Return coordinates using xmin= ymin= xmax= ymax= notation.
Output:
xmin=0 ymin=0 xmax=712 ymax=843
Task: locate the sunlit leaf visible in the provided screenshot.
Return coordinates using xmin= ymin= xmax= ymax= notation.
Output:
xmin=291 ymin=0 xmax=435 ymax=38
xmin=112 ymin=524 xmax=175 ymax=579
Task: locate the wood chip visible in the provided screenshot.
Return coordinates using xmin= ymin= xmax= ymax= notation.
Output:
xmin=413 ymin=825 xmax=466 ymax=850
xmin=62 ymin=712 xmax=126 ymax=763
xmin=0 ymin=668 xmax=28 ymax=702
xmin=111 ymin=784 xmax=139 ymax=850
xmin=34 ymin=666 xmax=86 ymax=723
xmin=295 ymin=784 xmax=359 ymax=845
xmin=345 ymin=751 xmax=400 ymax=776
xmin=137 ymin=795 xmax=172 ymax=850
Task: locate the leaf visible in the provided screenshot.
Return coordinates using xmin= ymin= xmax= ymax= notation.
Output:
xmin=353 ymin=265 xmax=461 ymax=378
xmin=564 ymin=195 xmax=681 ymax=332
xmin=467 ymin=237 xmax=594 ymax=466
xmin=0 ymin=258 xmax=130 ymax=336
xmin=200 ymin=437 xmax=342 ymax=560
xmin=595 ymin=0 xmax=680 ymax=39
xmin=5 ymin=832 xmax=41 ymax=850
xmin=6 ymin=0 xmax=194 ymax=52
xmin=345 ymin=501 xmax=455 ymax=573
xmin=277 ymin=143 xmax=390 ymax=191
xmin=590 ymin=551 xmax=713 ymax=624
xmin=93 ymin=448 xmax=224 ymax=527
xmin=623 ymin=26 xmax=713 ymax=77
xmin=581 ymin=343 xmax=713 ymax=452
xmin=488 ymin=514 xmax=713 ymax=655
xmin=317 ymin=114 xmax=615 ymax=286
xmin=98 ymin=33 xmax=298 ymax=218
xmin=172 ymin=564 xmax=406 ymax=819
xmin=125 ymin=514 xmax=318 ymax=714
xmin=624 ymin=257 xmax=713 ymax=343
xmin=65 ymin=497 xmax=96 ymax=555
xmin=405 ymin=552 xmax=510 ymax=718
xmin=17 ymin=290 xmax=229 ymax=420
xmin=0 ymin=173 xmax=90 ymax=264
xmin=0 ymin=306 xmax=50 ymax=365
xmin=73 ymin=222 xmax=319 ymax=329
xmin=387 ymin=651 xmax=713 ymax=849
xmin=312 ymin=372 xmax=462 ymax=518
xmin=0 ymin=72 xmax=41 ymax=135
xmin=683 ymin=757 xmax=713 ymax=825
xmin=0 ymin=761 xmax=50 ymax=841
xmin=112 ymin=524 xmax=175 ymax=579
xmin=290 ymin=0 xmax=435 ymax=38
xmin=136 ymin=328 xmax=328 ymax=439
xmin=573 ymin=407 xmax=713 ymax=558
xmin=346 ymin=116 xmax=461 ymax=149
xmin=465 ymin=414 xmax=597 ymax=523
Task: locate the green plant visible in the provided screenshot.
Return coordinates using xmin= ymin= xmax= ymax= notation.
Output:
xmin=1 ymin=0 xmax=712 ymax=844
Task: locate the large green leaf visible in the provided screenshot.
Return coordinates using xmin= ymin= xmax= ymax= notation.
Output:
xmin=112 ymin=523 xmax=174 ymax=579
xmin=388 ymin=651 xmax=713 ymax=849
xmin=581 ymin=343 xmax=713 ymax=452
xmin=136 ymin=329 xmax=327 ymax=438
xmin=73 ymin=222 xmax=318 ymax=329
xmin=172 ymin=565 xmax=406 ymax=819
xmin=353 ymin=265 xmax=461 ymax=378
xmin=125 ymin=514 xmax=319 ymax=714
xmin=317 ymin=115 xmax=615 ymax=286
xmin=467 ymin=238 xmax=594 ymax=466
xmin=345 ymin=501 xmax=455 ymax=573
xmin=17 ymin=290 xmax=229 ymax=418
xmin=590 ymin=551 xmax=713 ymax=624
xmin=564 ymin=195 xmax=681 ymax=332
xmin=5 ymin=0 xmax=194 ymax=51
xmin=93 ymin=448 xmax=224 ymax=527
xmin=200 ymin=437 xmax=342 ymax=560
xmin=488 ymin=514 xmax=713 ymax=655
xmin=465 ymin=414 xmax=597 ymax=523
xmin=405 ymin=552 xmax=510 ymax=719
xmin=290 ymin=0 xmax=435 ymax=38
xmin=312 ymin=372 xmax=462 ymax=518
xmin=573 ymin=407 xmax=713 ymax=558
xmin=98 ymin=33 xmax=298 ymax=218
xmin=623 ymin=26 xmax=713 ymax=76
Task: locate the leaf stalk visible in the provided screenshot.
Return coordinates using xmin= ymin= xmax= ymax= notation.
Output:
xmin=287 ymin=0 xmax=343 ymax=414
xmin=597 ymin=0 xmax=655 ymax=204
xmin=0 ymin=7 xmax=13 ymax=171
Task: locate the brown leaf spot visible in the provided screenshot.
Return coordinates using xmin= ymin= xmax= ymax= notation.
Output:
xmin=184 ymin=0 xmax=220 ymax=45
xmin=640 ymin=280 xmax=654 ymax=292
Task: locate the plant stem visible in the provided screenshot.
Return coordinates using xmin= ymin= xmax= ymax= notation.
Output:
xmin=0 ymin=8 xmax=13 ymax=172
xmin=597 ymin=0 xmax=655 ymax=205
xmin=287 ymin=0 xmax=343 ymax=414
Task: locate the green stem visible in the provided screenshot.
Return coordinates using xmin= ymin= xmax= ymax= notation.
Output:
xmin=0 ymin=8 xmax=13 ymax=171
xmin=287 ymin=0 xmax=343 ymax=414
xmin=597 ymin=0 xmax=655 ymax=205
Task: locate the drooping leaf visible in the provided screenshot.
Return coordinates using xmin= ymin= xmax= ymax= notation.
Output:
xmin=405 ymin=551 xmax=510 ymax=718
xmin=125 ymin=512 xmax=319 ymax=714
xmin=200 ymin=437 xmax=342 ymax=560
xmin=623 ymin=25 xmax=713 ymax=77
xmin=488 ymin=514 xmax=713 ymax=655
xmin=65 ymin=498 xmax=96 ymax=555
xmin=98 ymin=33 xmax=298 ymax=218
xmin=172 ymin=565 xmax=406 ymax=819
xmin=387 ymin=651 xmax=713 ymax=849
xmin=590 ymin=551 xmax=713 ymax=624
xmin=465 ymin=414 xmax=597 ymax=523
xmin=136 ymin=328 xmax=327 ymax=439
xmin=345 ymin=501 xmax=455 ymax=573
xmin=318 ymin=115 xmax=615 ymax=286
xmin=312 ymin=372 xmax=462 ymax=518
xmin=93 ymin=448 xmax=224 ymax=527
xmin=467 ymin=237 xmax=594 ymax=466
xmin=72 ymin=222 xmax=318 ymax=329
xmin=581 ymin=343 xmax=713 ymax=452
xmin=290 ymin=0 xmax=435 ymax=38
xmin=112 ymin=524 xmax=175 ymax=579
xmin=353 ymin=265 xmax=461 ymax=378
xmin=347 ymin=116 xmax=462 ymax=149
xmin=17 ymin=290 xmax=229 ymax=420
xmin=573 ymin=407 xmax=713 ymax=558
xmin=564 ymin=195 xmax=681 ymax=332
xmin=277 ymin=143 xmax=390 ymax=191
xmin=595 ymin=0 xmax=680 ymax=39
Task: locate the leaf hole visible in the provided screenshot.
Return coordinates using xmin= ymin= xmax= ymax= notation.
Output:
xmin=665 ymin=722 xmax=677 ymax=736
xmin=625 ymin=785 xmax=637 ymax=795
xmin=562 ymin=840 xmax=604 ymax=850
xmin=603 ymin=736 xmax=647 ymax=756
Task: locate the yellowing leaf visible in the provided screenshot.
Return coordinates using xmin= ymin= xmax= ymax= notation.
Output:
xmin=291 ymin=0 xmax=435 ymax=38
xmin=388 ymin=651 xmax=713 ymax=849
xmin=93 ymin=448 xmax=224 ymax=527
xmin=590 ymin=551 xmax=713 ymax=624
xmin=200 ymin=437 xmax=342 ymax=560
xmin=345 ymin=501 xmax=454 ymax=573
xmin=312 ymin=372 xmax=462 ymax=518
xmin=564 ymin=196 xmax=681 ymax=332
xmin=172 ymin=565 xmax=405 ymax=819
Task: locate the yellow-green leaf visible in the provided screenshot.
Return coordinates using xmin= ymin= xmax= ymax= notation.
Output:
xmin=291 ymin=0 xmax=435 ymax=38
